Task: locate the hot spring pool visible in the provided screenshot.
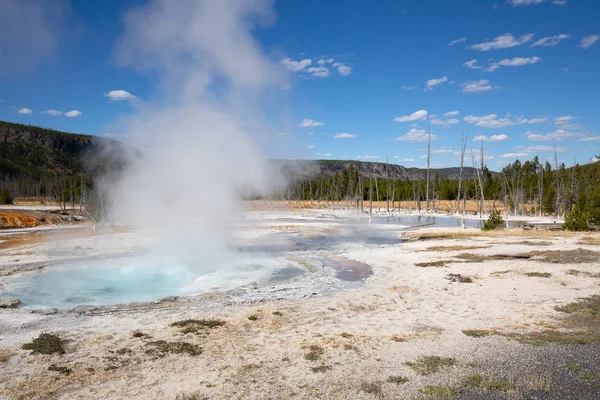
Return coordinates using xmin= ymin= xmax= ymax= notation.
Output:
xmin=1 ymin=254 xmax=307 ymax=309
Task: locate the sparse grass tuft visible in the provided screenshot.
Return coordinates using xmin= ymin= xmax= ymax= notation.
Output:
xmin=462 ymin=329 xmax=492 ymax=337
xmin=527 ymin=249 xmax=599 ymax=264
xmin=446 ymin=273 xmax=473 ymax=283
xmin=524 ymin=272 xmax=552 ymax=278
xmin=132 ymin=331 xmax=152 ymax=339
xmin=304 ymin=344 xmax=325 ymax=361
xmin=22 ymin=333 xmax=64 ymax=355
xmin=343 ymin=344 xmax=358 ymax=351
xmin=424 ymin=245 xmax=490 ymax=252
xmin=406 ymin=356 xmax=456 ymax=376
xmin=391 ymin=334 xmax=407 ymax=342
xmin=145 ymin=340 xmax=202 ymax=357
xmin=360 ymin=382 xmax=382 ymax=396
xmin=170 ymin=319 xmax=226 ymax=334
xmin=464 ymin=373 xmax=513 ymax=392
xmin=272 ymin=311 xmax=283 ymax=317
xmin=501 ymin=329 xmax=600 ymax=345
xmin=387 ymin=375 xmax=409 ymax=384
xmin=340 ymin=332 xmax=353 ymax=338
xmin=247 ymin=314 xmax=259 ymax=321
xmin=0 ymin=349 xmax=12 ymax=363
xmin=48 ymin=364 xmax=72 ymax=375
xmin=311 ymin=365 xmax=332 ymax=373
xmin=580 ymin=373 xmax=597 ymax=381
xmin=415 ymin=260 xmax=449 ymax=268
xmin=420 ymin=385 xmax=459 ymax=399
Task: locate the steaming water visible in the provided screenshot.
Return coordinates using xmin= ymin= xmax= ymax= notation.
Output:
xmin=3 ymin=253 xmax=305 ymax=309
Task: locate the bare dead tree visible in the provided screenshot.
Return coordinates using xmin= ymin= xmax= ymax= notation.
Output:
xmin=425 ymin=123 xmax=431 ymax=213
xmin=479 ymin=138 xmax=487 ymax=214
xmin=456 ymin=128 xmax=467 ymax=214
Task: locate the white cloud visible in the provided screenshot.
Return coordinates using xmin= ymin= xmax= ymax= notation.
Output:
xmin=64 ymin=110 xmax=82 ymax=118
xmin=448 ymin=37 xmax=467 ymax=46
xmin=393 ymin=110 xmax=428 ymax=122
xmin=306 ymin=145 xmax=315 ymax=149
xmin=425 ymin=76 xmax=448 ymax=90
xmin=333 ymin=132 xmax=356 ymax=139
xmin=394 ymin=157 xmax=415 ymax=162
xmin=470 ymin=33 xmax=534 ymax=51
xmin=316 ymin=152 xmax=333 ymax=157
xmin=298 ymin=119 xmax=324 ymax=127
xmin=42 ymin=109 xmax=62 ymax=116
xmin=444 ymin=111 xmax=459 ymax=117
xmin=395 ymin=128 xmax=436 ymax=142
xmin=402 ymin=85 xmax=417 ymax=90
xmin=581 ymin=35 xmax=600 ymax=49
xmin=552 ymin=0 xmax=567 ymax=4
xmin=473 ymin=134 xmax=509 ymax=142
xmin=430 ymin=118 xmax=460 ymax=126
xmin=280 ymin=57 xmax=312 ymax=72
xmin=526 ymin=129 xmax=576 ymax=141
xmin=524 ymin=145 xmax=567 ymax=152
xmin=307 ymin=132 xmax=314 ymax=136
xmin=17 ymin=107 xmax=32 ymax=114
xmin=464 ymin=114 xmax=514 ymax=128
xmin=430 ymin=148 xmax=453 ymax=154
xmin=501 ymin=152 xmax=529 ymax=158
xmin=554 ymin=115 xmax=576 ymax=124
xmin=519 ymin=117 xmax=547 ymax=124
xmin=486 ymin=56 xmax=541 ymax=72
xmin=578 ymin=136 xmax=600 ymax=142
xmin=105 ymin=89 xmax=138 ymax=101
xmin=463 ymin=59 xmax=482 ymax=70
xmin=317 ymin=58 xmax=334 ymax=65
xmin=336 ymin=64 xmax=352 ymax=76
xmin=306 ymin=66 xmax=330 ymax=78
xmin=511 ymin=0 xmax=545 ymax=5
xmin=461 ymin=80 xmax=496 ymax=93
xmin=531 ymin=34 xmax=570 ymax=47
xmin=355 ymin=155 xmax=379 ymax=160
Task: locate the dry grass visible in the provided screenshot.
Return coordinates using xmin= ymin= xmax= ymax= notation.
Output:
xmin=577 ymin=236 xmax=600 ymax=246
xmin=406 ymin=356 xmax=456 ymax=376
xmin=404 ymin=230 xmax=574 ymax=241
xmin=0 ymin=349 xmax=13 ymax=363
xmin=446 ymin=273 xmax=473 ymax=283
xmin=170 ymin=319 xmax=226 ymax=335
xmin=422 ymin=245 xmax=490 ymax=252
xmin=21 ymin=333 xmax=64 ymax=355
xmin=527 ymin=249 xmax=600 ymax=264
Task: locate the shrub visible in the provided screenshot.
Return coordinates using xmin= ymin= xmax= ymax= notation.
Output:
xmin=0 ymin=188 xmax=13 ymax=205
xmin=482 ymin=209 xmax=504 ymax=231
xmin=563 ymin=206 xmax=589 ymax=231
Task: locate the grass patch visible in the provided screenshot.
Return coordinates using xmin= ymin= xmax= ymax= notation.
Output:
xmin=491 ymin=270 xmax=513 ymax=276
xmin=21 ymin=333 xmax=64 ymax=355
xmin=580 ymin=373 xmax=597 ymax=381
xmin=520 ymin=241 xmax=553 ymax=246
xmin=0 ymin=350 xmax=12 ymax=363
xmin=465 ymin=373 xmax=513 ymax=392
xmin=387 ymin=375 xmax=409 ymax=384
xmin=311 ymin=365 xmax=332 ymax=373
xmin=360 ymin=382 xmax=383 ymax=397
xmin=343 ymin=344 xmax=358 ymax=351
xmin=247 ymin=314 xmax=259 ymax=321
xmin=462 ymin=329 xmax=492 ymax=337
xmin=48 ymin=364 xmax=72 ymax=375
xmin=340 ymin=332 xmax=353 ymax=338
xmin=170 ymin=319 xmax=226 ymax=334
xmin=424 ymin=245 xmax=490 ymax=252
xmin=446 ymin=273 xmax=473 ymax=283
xmin=567 ymin=270 xmax=600 ymax=278
xmin=524 ymin=272 xmax=552 ymax=278
xmin=391 ymin=334 xmax=407 ymax=342
xmin=420 ymin=385 xmax=459 ymax=399
xmin=304 ymin=344 xmax=325 ymax=361
xmin=415 ymin=260 xmax=450 ymax=268
xmin=577 ymin=236 xmax=600 ymax=246
xmin=132 ymin=331 xmax=152 ymax=339
xmin=272 ymin=311 xmax=283 ymax=317
xmin=406 ymin=356 xmax=456 ymax=376
xmin=501 ymin=329 xmax=600 ymax=345
xmin=116 ymin=348 xmax=132 ymax=355
xmin=145 ymin=340 xmax=202 ymax=357
xmin=527 ymin=249 xmax=599 ymax=264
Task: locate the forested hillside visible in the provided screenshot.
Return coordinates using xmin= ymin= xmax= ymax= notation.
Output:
xmin=1 ymin=120 xmax=599 ymax=228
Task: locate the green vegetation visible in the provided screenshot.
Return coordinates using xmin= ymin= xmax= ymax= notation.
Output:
xmin=420 ymin=385 xmax=459 ymax=399
xmin=304 ymin=344 xmax=325 ymax=361
xmin=132 ymin=331 xmax=152 ymax=339
xmin=462 ymin=329 xmax=492 ymax=337
xmin=247 ymin=314 xmax=259 ymax=321
xmin=482 ymin=209 xmax=504 ymax=231
xmin=464 ymin=373 xmax=513 ymax=392
xmin=360 ymin=382 xmax=383 ymax=397
xmin=21 ymin=333 xmax=65 ymax=355
xmin=0 ymin=188 xmax=12 ymax=204
xmin=524 ymin=272 xmax=552 ymax=278
xmin=563 ymin=206 xmax=590 ymax=231
xmin=145 ymin=340 xmax=202 ymax=357
xmin=387 ymin=376 xmax=409 ymax=384
xmin=406 ymin=356 xmax=456 ymax=376
xmin=48 ymin=364 xmax=72 ymax=375
xmin=170 ymin=319 xmax=226 ymax=334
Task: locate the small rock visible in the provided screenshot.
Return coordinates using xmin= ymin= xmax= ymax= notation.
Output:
xmin=0 ymin=299 xmax=21 ymax=309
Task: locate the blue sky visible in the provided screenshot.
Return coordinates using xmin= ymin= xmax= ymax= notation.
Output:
xmin=1 ymin=0 xmax=599 ymax=171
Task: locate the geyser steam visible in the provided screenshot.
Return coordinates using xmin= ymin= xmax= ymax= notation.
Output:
xmin=106 ymin=0 xmax=285 ymax=264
